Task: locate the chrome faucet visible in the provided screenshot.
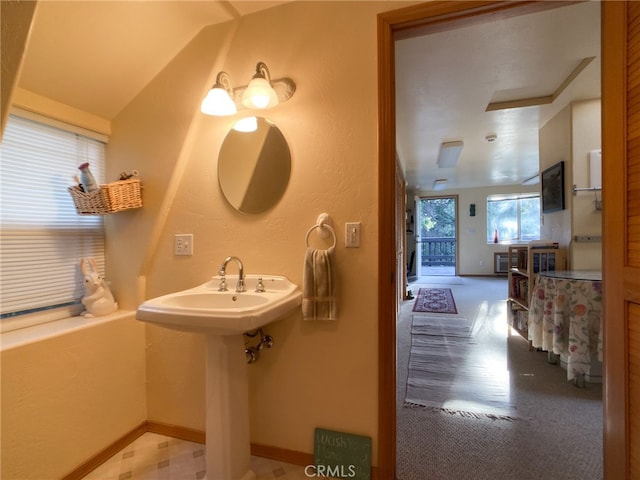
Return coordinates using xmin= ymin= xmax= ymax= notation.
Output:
xmin=218 ymin=256 xmax=245 ymax=292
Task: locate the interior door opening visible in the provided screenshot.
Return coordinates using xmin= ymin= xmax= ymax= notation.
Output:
xmin=379 ymin=2 xmax=608 ymax=479
xmin=414 ymin=195 xmax=457 ymax=278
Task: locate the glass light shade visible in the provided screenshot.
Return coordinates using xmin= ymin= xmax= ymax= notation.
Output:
xmin=201 ymin=87 xmax=237 ymax=116
xmin=242 ymin=77 xmax=278 ymax=109
xmin=233 ymin=116 xmax=258 ymax=133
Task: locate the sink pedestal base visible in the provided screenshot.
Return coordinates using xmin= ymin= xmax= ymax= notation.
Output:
xmin=205 ymin=334 xmax=256 ymax=480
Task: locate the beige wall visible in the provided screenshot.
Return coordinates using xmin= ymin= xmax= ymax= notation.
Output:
xmin=570 ymin=99 xmax=602 ymax=270
xmin=539 ymin=100 xmax=602 ymax=269
xmin=1 ymin=314 xmax=146 ymax=479
xmin=453 ymin=184 xmax=539 ymax=274
xmin=105 ymin=1 xmax=409 ymax=462
xmin=539 ymin=104 xmax=573 ymax=251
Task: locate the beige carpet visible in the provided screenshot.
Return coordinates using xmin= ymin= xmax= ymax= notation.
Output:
xmin=397 ymin=277 xmax=603 ymax=480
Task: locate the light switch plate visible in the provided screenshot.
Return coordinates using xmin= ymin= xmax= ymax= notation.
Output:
xmin=345 ymin=222 xmax=361 ymax=248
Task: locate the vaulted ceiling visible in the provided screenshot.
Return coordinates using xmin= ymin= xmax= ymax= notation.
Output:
xmin=17 ymin=1 xmax=289 ymax=119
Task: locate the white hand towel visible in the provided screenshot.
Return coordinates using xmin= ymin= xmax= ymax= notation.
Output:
xmin=302 ymin=246 xmax=337 ymax=320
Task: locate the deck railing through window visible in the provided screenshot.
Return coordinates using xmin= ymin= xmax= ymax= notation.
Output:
xmin=421 ymin=237 xmax=456 ymax=266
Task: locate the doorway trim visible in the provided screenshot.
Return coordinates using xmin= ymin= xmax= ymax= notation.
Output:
xmin=377 ymin=2 xmax=617 ymax=479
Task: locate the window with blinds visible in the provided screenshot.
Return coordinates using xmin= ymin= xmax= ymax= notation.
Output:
xmin=1 ymin=114 xmax=106 ymax=330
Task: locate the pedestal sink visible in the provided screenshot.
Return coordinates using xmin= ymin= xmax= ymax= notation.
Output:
xmin=136 ymin=274 xmax=301 ymax=480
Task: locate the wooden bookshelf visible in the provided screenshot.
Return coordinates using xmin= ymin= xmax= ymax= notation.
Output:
xmin=506 ymin=244 xmax=566 ymax=340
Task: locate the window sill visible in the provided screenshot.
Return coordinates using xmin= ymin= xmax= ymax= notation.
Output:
xmin=0 ymin=310 xmax=136 ymax=352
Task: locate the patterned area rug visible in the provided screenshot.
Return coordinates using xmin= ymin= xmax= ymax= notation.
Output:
xmin=412 ymin=288 xmax=458 ymax=314
xmin=404 ymin=315 xmax=518 ymax=420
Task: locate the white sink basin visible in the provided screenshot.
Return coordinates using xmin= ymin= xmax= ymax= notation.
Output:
xmin=161 ymin=292 xmax=269 ymax=309
xmin=137 ymin=273 xmax=301 ymax=479
xmin=136 ymin=274 xmax=301 ymax=335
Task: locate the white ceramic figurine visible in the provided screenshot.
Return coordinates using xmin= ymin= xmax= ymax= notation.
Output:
xmin=80 ymin=257 xmax=118 ymax=317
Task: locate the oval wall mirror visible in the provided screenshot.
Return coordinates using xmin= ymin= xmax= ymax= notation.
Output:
xmin=218 ymin=117 xmax=291 ymax=214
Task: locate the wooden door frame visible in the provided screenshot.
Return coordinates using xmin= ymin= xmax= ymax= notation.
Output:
xmin=601 ymin=3 xmax=627 ymax=478
xmin=397 ymin=156 xmax=408 ymax=303
xmin=377 ymin=2 xmax=624 ymax=479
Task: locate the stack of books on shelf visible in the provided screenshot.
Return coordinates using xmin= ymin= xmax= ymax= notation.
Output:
xmin=510 ymin=276 xmax=529 ymax=304
xmin=531 ymin=251 xmax=556 ymax=273
xmin=508 ymin=308 xmax=529 ymax=333
xmin=516 ymin=249 xmax=528 ymax=270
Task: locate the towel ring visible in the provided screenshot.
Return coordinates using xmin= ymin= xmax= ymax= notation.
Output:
xmin=305 ymin=223 xmax=337 ymax=248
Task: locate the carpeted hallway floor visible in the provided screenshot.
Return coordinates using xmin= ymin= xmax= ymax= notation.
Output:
xmin=397 ymin=276 xmax=603 ymax=480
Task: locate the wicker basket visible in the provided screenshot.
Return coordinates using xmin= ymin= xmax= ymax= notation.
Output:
xmin=68 ymin=178 xmax=142 ymax=215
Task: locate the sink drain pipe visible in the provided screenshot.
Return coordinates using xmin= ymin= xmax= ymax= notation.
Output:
xmin=243 ymin=328 xmax=274 ymax=363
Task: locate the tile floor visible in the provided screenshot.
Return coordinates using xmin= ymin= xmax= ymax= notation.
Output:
xmin=81 ymin=432 xmax=313 ymax=480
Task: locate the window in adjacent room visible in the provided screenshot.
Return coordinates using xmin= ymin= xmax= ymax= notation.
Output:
xmin=0 ymin=112 xmax=107 ymax=331
xmin=486 ymin=193 xmax=540 ymax=243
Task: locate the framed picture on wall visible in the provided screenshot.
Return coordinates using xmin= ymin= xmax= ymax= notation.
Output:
xmin=541 ymin=161 xmax=565 ymax=213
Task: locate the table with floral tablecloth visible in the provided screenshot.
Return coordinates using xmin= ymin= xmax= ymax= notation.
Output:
xmin=528 ymin=270 xmax=603 ymax=382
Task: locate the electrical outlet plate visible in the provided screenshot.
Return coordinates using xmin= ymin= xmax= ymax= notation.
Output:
xmin=174 ymin=234 xmax=193 ymax=255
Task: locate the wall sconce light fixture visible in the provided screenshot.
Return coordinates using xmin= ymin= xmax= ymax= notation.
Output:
xmin=201 ymin=71 xmax=237 ymax=116
xmin=201 ymin=62 xmax=296 ymax=116
xmin=242 ymin=62 xmax=279 ymax=109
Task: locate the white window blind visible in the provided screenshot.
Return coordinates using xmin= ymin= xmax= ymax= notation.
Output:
xmin=1 ymin=114 xmax=106 ymax=326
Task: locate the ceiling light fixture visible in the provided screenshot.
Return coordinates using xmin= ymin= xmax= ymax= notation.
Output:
xmin=522 ymin=174 xmax=540 ymax=186
xmin=433 ymin=179 xmax=448 ymax=191
xmin=201 ymin=62 xmax=296 ymax=116
xmin=437 ymin=141 xmax=464 ymax=168
xmin=485 ymin=133 xmax=497 ymax=142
